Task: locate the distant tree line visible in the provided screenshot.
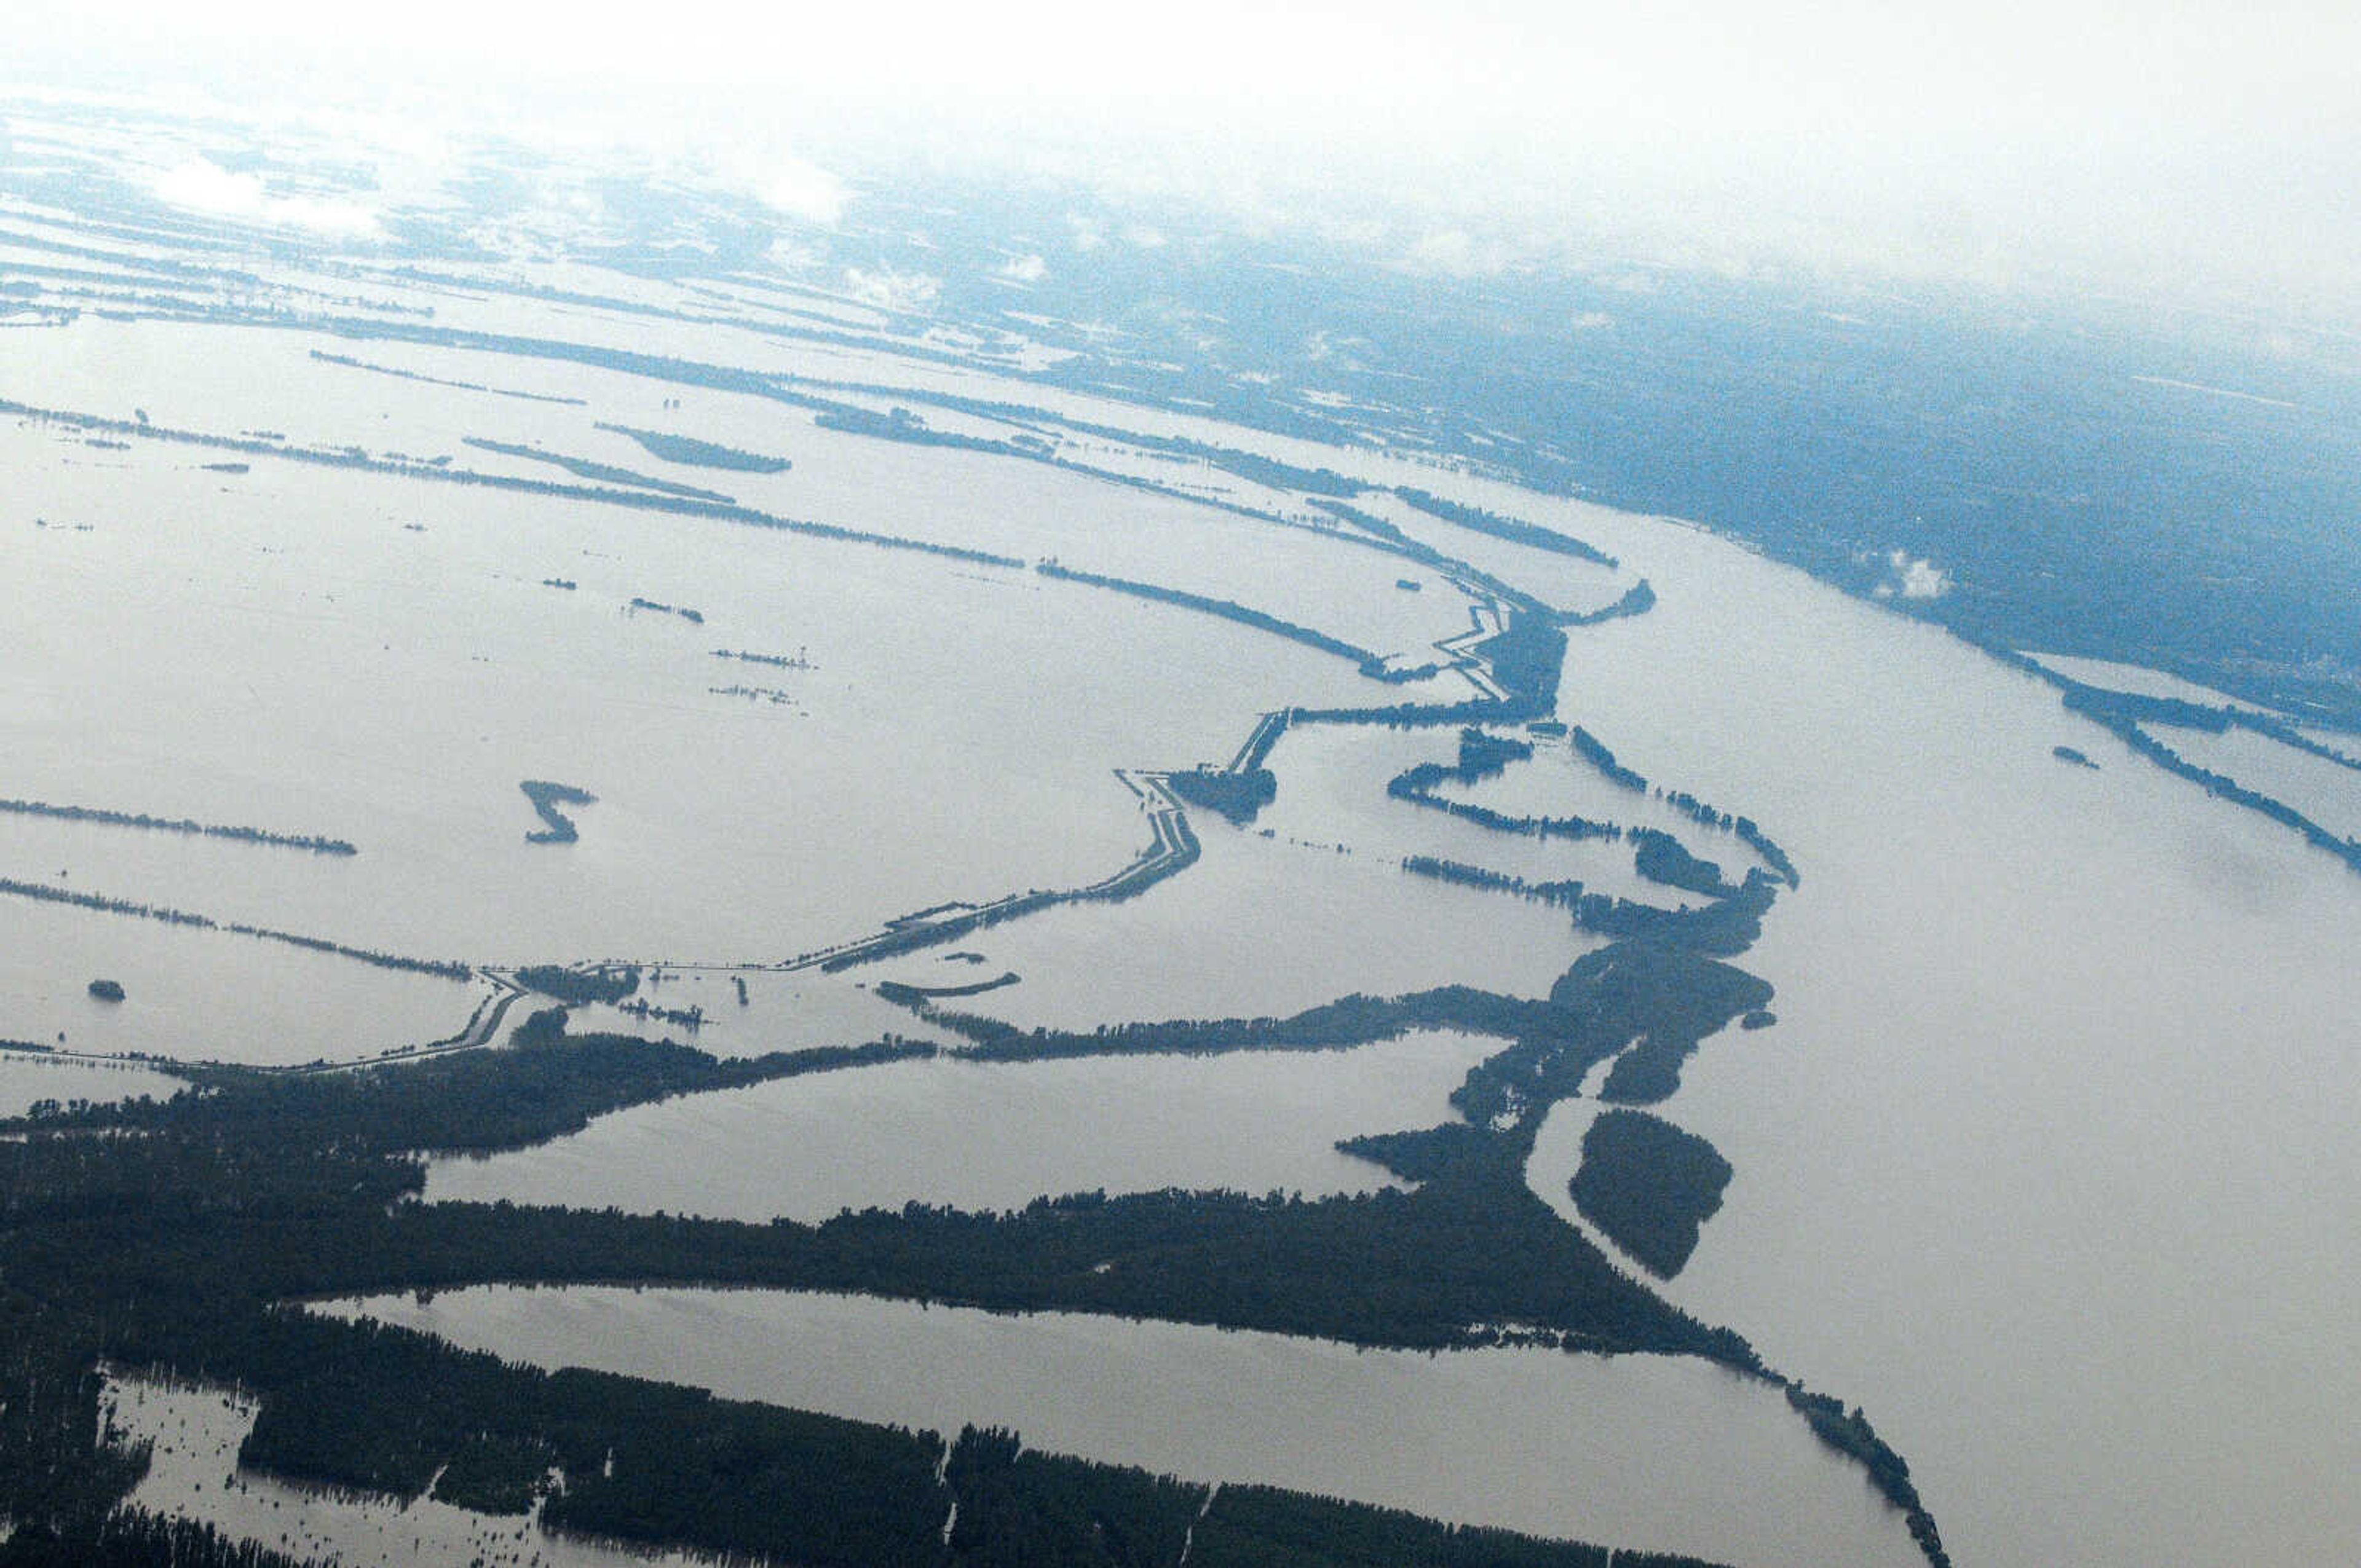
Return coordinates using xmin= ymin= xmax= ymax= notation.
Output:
xmin=0 ymin=874 xmax=469 ymax=979
xmin=596 ymin=422 xmax=791 ymax=473
xmin=626 ymin=596 xmax=704 ymax=624
xmin=461 ymin=436 xmax=733 ymax=503
xmin=1393 ymin=486 xmax=1619 ymax=568
xmin=0 ymin=795 xmax=356 ymax=856
xmin=308 ymin=347 xmax=588 ymax=406
xmin=1034 ymin=562 xmax=1436 ymax=684
xmin=1570 ymin=725 xmax=1648 ymax=790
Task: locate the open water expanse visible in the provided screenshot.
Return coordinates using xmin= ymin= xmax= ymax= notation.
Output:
xmin=425 ymin=1030 xmax=1500 ymax=1220
xmin=320 ymin=1286 xmax=1921 ymax=1568
xmin=4 ymin=136 xmax=2357 ymax=1567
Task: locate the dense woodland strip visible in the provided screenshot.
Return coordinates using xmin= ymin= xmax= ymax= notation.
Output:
xmin=1393 ymin=486 xmax=1619 ymax=568
xmin=1387 ymin=726 xmax=1624 ymax=843
xmin=0 ymin=873 xmax=470 ymax=980
xmin=595 ymin=421 xmax=792 ymax=473
xmin=0 ymin=797 xmax=355 ymax=856
xmin=459 ymin=436 xmax=735 ymax=502
xmin=307 ymin=348 xmax=588 ymax=405
xmin=1033 ymin=562 xmax=1435 ymax=683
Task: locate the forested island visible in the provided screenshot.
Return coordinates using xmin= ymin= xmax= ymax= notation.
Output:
xmin=598 ymin=422 xmax=793 ymax=473
xmin=518 ymin=780 xmax=596 ymax=845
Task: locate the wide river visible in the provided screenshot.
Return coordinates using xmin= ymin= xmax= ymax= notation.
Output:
xmin=1466 ymin=478 xmax=2361 ymax=1568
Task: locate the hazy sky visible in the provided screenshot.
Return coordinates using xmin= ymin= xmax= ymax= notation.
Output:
xmin=11 ymin=0 xmax=2360 ymax=317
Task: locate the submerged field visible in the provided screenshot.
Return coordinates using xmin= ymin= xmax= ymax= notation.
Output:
xmin=3 ymin=98 xmax=2359 ymax=1568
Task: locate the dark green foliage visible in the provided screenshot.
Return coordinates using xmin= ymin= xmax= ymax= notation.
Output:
xmin=0 ymin=873 xmax=469 ymax=979
xmin=460 ymin=436 xmax=734 ymax=502
xmin=1334 ymin=1121 xmax=1492 ymax=1183
xmin=925 ymin=984 xmax=1570 ymax=1067
xmin=513 ymin=964 xmax=639 ymax=1005
xmin=43 ymin=1011 xmax=928 ymax=1157
xmin=2058 ymin=682 xmax=2361 ymax=873
xmin=945 ymin=1426 xmax=1203 ymax=1567
xmin=596 ymin=421 xmax=791 ymax=473
xmin=625 ymin=595 xmax=703 ymax=623
xmin=2057 ymin=681 xmax=2233 ymax=733
xmin=1166 ymin=765 xmax=1278 ymax=825
xmin=1569 ymin=725 xmax=1647 ymax=790
xmin=85 ymin=979 xmax=126 ymax=1003
xmin=1572 ymin=871 xmax=1780 ymax=960
xmin=1732 ymin=817 xmax=1801 ymax=887
xmin=1558 ymin=580 xmax=1655 ymax=627
xmin=1630 ymin=829 xmax=1736 ymax=897
xmin=814 ymin=401 xmax=1021 ymax=457
xmin=1387 ymin=729 xmax=1619 ymax=844
xmin=539 ymin=1370 xmax=948 ymax=1566
xmin=0 ymin=1038 xmax=1761 ymax=1564
xmin=310 ymin=348 xmax=587 ymax=406
xmin=518 ymin=780 xmax=595 ymax=845
xmin=1569 ymin=1110 xmax=1734 ymax=1279
xmin=1471 ymin=613 xmax=1566 ymax=711
xmin=1450 ymin=941 xmax=1771 ymax=1124
xmin=0 ymin=795 xmax=356 ymax=856
xmin=876 ymin=972 xmax=1021 ymax=1004
xmin=816 ymin=801 xmax=1197 ymax=970
xmin=1035 ymin=562 xmax=1431 ymax=683
xmin=1400 ymin=854 xmax=1588 ymax=910
xmin=1393 ymin=486 xmax=1618 ymax=569
xmin=1783 ymin=1387 xmax=1950 ymax=1568
xmin=0 ymin=1511 xmax=309 ymax=1567
xmin=1188 ymin=1483 xmax=1727 ymax=1568
xmin=232 ymin=1313 xmax=951 ymax=1566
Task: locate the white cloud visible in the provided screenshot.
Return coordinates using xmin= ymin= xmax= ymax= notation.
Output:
xmin=756 ymin=157 xmax=847 ymax=226
xmin=151 ymin=159 xmax=380 ymax=238
xmin=999 ymin=253 xmax=1047 ymax=283
xmin=842 ymin=266 xmax=939 ymax=314
xmin=1878 ymin=548 xmax=1952 ymax=601
xmin=1398 ymin=226 xmax=1538 ymax=280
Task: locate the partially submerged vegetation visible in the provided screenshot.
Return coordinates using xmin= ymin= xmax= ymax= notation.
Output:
xmin=596 ymin=421 xmax=792 ymax=473
xmin=0 ymin=795 xmax=356 ymax=856
xmin=518 ymin=780 xmax=595 ymax=845
xmin=1570 ymin=1109 xmax=1735 ymax=1278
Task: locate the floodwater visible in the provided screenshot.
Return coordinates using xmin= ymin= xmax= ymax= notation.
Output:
xmin=0 ymin=887 xmax=478 ymax=1066
xmin=2160 ymin=722 xmax=2361 ymax=842
xmin=101 ymin=1371 xmax=724 ymax=1568
xmin=1247 ymin=719 xmax=1704 ymax=905
xmin=2025 ymin=650 xmax=2280 ymax=714
xmin=10 ymin=177 xmax=2359 ymax=1568
xmin=320 ymin=1286 xmax=1921 ymax=1568
xmin=423 ymin=1030 xmax=1499 ymax=1221
xmin=1435 ymin=478 xmax=2361 ymax=1568
xmin=0 ymin=1052 xmax=184 ymax=1117
xmin=918 ymin=806 xmax=1589 ymax=1031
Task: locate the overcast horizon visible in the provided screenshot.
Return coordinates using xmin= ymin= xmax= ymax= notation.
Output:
xmin=10 ymin=2 xmax=2361 ymax=328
